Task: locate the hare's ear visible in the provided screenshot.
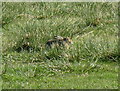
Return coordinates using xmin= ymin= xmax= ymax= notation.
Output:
xmin=54 ymin=36 xmax=63 ymax=40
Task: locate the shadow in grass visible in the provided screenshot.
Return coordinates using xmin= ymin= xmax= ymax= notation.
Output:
xmin=99 ymin=53 xmax=120 ymax=62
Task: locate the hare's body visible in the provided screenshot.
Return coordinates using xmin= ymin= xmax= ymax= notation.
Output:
xmin=46 ymin=36 xmax=73 ymax=49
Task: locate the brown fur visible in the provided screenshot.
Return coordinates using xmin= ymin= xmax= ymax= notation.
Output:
xmin=46 ymin=36 xmax=73 ymax=49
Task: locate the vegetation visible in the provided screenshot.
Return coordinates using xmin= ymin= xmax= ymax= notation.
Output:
xmin=1 ymin=2 xmax=119 ymax=89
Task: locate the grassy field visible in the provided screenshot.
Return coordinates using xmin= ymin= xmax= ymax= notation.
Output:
xmin=1 ymin=2 xmax=119 ymax=89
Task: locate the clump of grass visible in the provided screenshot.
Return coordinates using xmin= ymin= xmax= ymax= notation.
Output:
xmin=2 ymin=2 xmax=118 ymax=64
xmin=44 ymin=47 xmax=64 ymax=60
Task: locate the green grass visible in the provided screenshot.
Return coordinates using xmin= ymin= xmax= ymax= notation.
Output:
xmin=2 ymin=61 xmax=118 ymax=89
xmin=1 ymin=2 xmax=119 ymax=89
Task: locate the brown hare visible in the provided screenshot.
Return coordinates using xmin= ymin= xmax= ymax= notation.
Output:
xmin=46 ymin=36 xmax=73 ymax=49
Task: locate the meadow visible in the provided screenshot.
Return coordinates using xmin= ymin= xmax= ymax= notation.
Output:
xmin=1 ymin=2 xmax=119 ymax=89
